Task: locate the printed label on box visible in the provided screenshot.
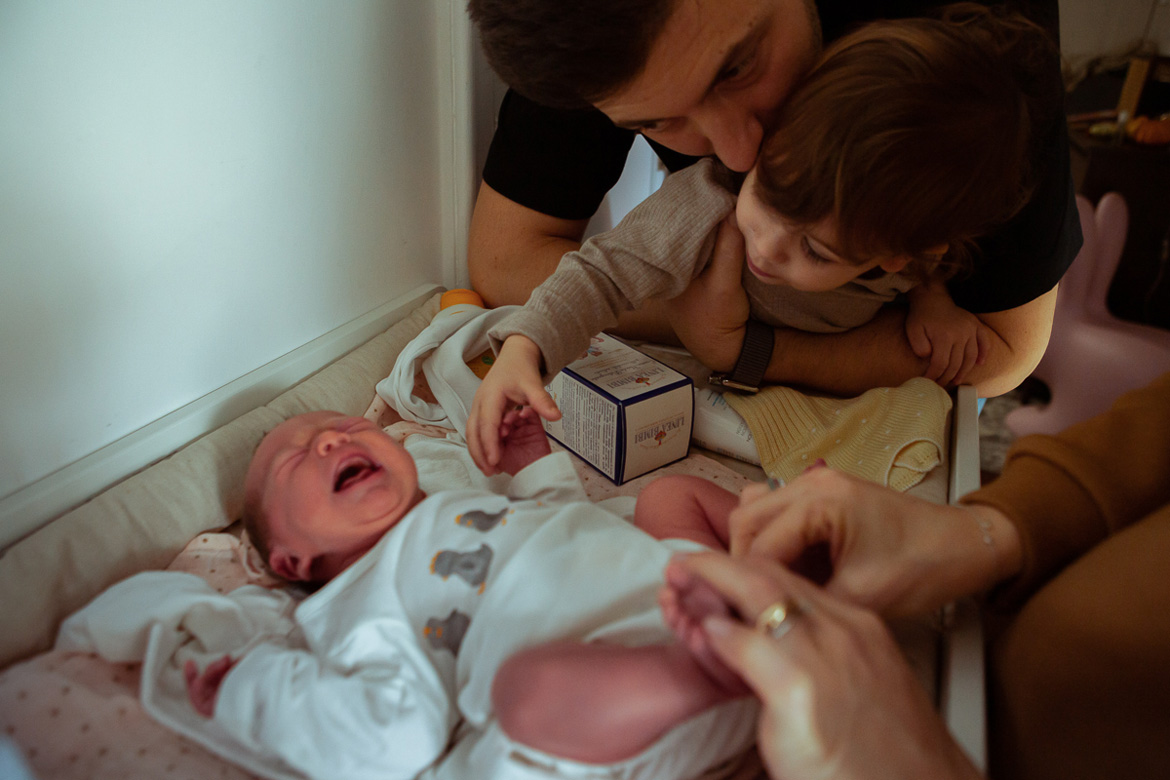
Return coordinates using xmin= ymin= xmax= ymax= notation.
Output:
xmin=542 ymin=334 xmax=693 ymax=484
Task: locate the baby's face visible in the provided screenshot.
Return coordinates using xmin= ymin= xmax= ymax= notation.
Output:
xmin=734 ymin=167 xmax=909 ymax=290
xmin=246 ymin=411 xmax=420 ymax=582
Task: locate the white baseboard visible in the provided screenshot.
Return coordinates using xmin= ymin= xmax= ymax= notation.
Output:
xmin=0 ymin=283 xmax=441 ymax=551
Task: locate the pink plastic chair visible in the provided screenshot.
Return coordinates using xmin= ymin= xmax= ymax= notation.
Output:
xmin=1006 ymin=193 xmax=1170 ymax=437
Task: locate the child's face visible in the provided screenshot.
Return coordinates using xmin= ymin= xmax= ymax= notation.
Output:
xmin=245 ymin=411 xmax=420 ymax=582
xmin=734 ymin=168 xmax=909 ymax=291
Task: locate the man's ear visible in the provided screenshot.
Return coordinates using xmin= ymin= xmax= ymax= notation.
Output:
xmin=878 ymin=254 xmax=912 ymax=273
xmin=269 ymin=546 xmax=311 ymax=582
xmin=879 ymin=244 xmax=949 ymax=274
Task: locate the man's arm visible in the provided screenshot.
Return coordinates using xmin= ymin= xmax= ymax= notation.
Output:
xmin=759 ymin=288 xmax=1055 ymax=398
xmin=683 ymin=288 xmax=1056 ymax=398
xmin=467 ymin=180 xmax=588 ymax=308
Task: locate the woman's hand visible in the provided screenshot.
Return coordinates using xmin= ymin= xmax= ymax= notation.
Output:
xmin=664 ymin=552 xmax=984 ymax=780
xmin=467 ymin=335 xmax=561 ymax=476
xmin=729 ymin=467 xmax=1020 ymax=617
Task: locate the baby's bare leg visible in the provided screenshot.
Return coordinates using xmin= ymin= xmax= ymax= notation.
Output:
xmin=634 ymin=475 xmax=738 ymax=549
xmin=492 ymin=641 xmax=742 ymax=763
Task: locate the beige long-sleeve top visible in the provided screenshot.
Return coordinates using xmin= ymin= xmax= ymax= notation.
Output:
xmin=487 ymin=159 xmax=916 ymax=379
xmin=963 ymin=371 xmax=1170 ymax=610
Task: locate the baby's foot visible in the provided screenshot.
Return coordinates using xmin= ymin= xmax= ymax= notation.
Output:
xmin=660 ymin=564 xmax=750 ymax=696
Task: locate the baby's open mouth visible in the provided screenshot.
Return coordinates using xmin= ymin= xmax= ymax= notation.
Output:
xmin=334 ymin=457 xmax=381 ymax=492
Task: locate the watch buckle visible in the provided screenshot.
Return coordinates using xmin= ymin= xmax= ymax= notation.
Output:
xmin=708 ymin=373 xmax=759 ymax=394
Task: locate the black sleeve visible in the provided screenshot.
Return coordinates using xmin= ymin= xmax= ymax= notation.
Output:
xmin=481 ymin=89 xmax=705 ymax=220
xmin=947 ymin=128 xmax=1082 ymax=313
xmin=481 ymin=89 xmax=636 ymax=221
xmin=946 ymin=0 xmax=1083 ymax=313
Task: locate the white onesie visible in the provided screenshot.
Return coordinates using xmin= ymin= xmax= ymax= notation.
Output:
xmin=207 ymin=451 xmax=757 ymax=780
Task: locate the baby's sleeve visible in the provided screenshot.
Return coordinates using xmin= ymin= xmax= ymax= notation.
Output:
xmin=215 ymin=636 xmax=452 ymax=780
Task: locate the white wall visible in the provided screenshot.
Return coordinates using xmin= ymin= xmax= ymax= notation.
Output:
xmin=0 ymin=1 xmax=475 ymax=541
xmin=1060 ymin=0 xmax=1170 ymax=61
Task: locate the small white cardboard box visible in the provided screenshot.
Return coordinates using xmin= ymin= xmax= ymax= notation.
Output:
xmin=543 ymin=333 xmax=693 ymax=484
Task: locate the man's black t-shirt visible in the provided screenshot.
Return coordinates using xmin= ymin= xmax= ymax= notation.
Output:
xmin=480 ymin=0 xmax=1082 ymax=313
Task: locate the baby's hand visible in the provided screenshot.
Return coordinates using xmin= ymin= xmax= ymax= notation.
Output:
xmin=184 ymin=655 xmax=235 ymax=718
xmin=467 ymin=335 xmax=561 ymax=476
xmin=495 ymin=406 xmax=553 ymax=476
xmin=905 ymin=285 xmax=989 ymax=386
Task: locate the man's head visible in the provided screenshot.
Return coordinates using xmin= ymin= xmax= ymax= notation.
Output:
xmin=243 ymin=411 xmax=422 ymax=585
xmin=469 ymin=0 xmax=821 ymax=172
xmin=736 ymin=4 xmax=1056 ymax=289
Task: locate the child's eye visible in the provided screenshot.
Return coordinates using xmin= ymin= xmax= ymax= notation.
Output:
xmin=801 ymin=236 xmax=830 ymax=264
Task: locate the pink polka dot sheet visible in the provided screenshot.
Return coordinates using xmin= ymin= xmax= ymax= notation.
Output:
xmin=0 ymin=532 xmax=269 ymax=780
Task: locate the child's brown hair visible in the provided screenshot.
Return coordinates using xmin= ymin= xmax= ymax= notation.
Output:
xmin=753 ymin=3 xmax=1061 ymax=280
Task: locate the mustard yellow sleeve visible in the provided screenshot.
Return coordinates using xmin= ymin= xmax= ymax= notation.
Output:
xmin=961 ymin=372 xmax=1170 ymax=609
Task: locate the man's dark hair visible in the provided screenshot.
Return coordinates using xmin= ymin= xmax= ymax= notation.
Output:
xmin=468 ymin=0 xmax=676 ymax=109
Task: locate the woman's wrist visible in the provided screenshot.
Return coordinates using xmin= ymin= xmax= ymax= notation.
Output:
xmin=960 ymin=503 xmax=1022 ymax=591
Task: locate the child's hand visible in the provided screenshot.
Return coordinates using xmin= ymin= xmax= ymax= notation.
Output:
xmin=495 ymin=406 xmax=553 ymax=476
xmin=467 ymin=335 xmax=561 ymax=476
xmin=184 ymin=655 xmax=235 ymax=718
xmin=905 ymin=285 xmax=989 ymax=386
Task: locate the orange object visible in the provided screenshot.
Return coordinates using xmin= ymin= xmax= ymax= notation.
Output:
xmin=1126 ymin=115 xmax=1170 ymax=146
xmin=440 ymin=288 xmax=485 ymax=309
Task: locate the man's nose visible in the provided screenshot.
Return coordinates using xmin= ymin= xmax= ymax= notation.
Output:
xmin=698 ymin=103 xmax=763 ymax=173
xmin=315 ymin=430 xmax=349 ymax=455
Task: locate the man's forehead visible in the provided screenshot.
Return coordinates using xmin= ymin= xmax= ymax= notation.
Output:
xmin=597 ymin=0 xmax=776 ymax=123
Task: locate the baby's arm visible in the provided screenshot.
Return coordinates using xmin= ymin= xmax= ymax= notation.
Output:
xmin=634 ymin=475 xmax=739 ymax=550
xmin=196 ymin=641 xmax=450 ymax=780
xmin=904 ymin=281 xmax=990 ymax=387
xmin=467 ymin=335 xmax=561 ymax=476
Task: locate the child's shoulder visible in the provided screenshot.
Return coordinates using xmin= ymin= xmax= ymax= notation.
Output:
xmin=666 ymin=157 xmax=743 ymax=196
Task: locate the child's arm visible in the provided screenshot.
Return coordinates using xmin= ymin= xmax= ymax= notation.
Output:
xmin=904 ymin=281 xmax=990 ymax=387
xmin=467 ymin=335 xmax=561 ymax=476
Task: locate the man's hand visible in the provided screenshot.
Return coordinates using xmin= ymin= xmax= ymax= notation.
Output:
xmin=467 ymin=335 xmax=561 ymax=476
xmin=667 ymin=215 xmax=752 ymax=372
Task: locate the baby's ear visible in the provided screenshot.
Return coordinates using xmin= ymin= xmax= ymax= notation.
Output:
xmin=269 ymin=547 xmax=312 ymax=582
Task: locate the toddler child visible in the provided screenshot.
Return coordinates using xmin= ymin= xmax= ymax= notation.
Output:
xmin=183 ymin=409 xmax=756 ymax=778
xmin=467 ymin=6 xmax=1059 ymax=474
